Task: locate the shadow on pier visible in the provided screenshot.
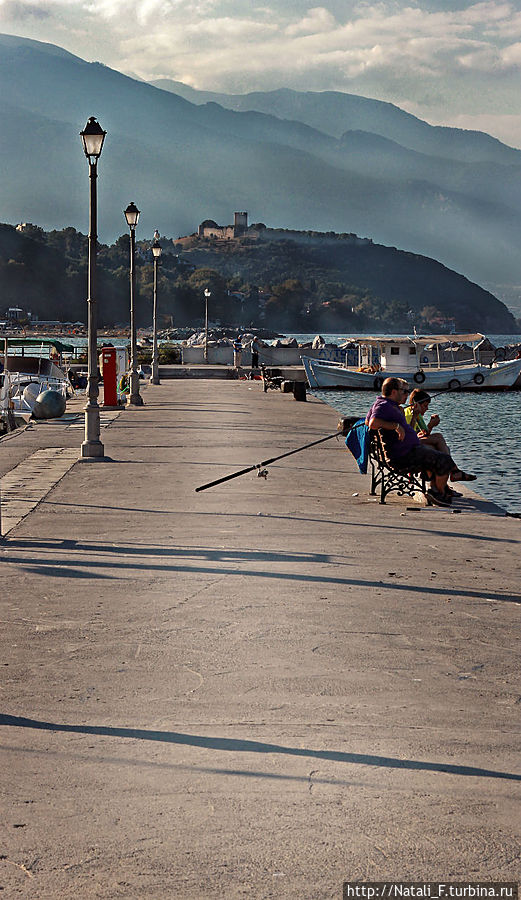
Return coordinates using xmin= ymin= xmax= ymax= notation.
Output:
xmin=2 ymin=713 xmax=520 ymax=782
xmin=3 ymin=537 xmax=521 ymax=604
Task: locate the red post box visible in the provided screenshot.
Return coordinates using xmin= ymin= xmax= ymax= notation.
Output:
xmin=99 ymin=347 xmax=118 ymax=407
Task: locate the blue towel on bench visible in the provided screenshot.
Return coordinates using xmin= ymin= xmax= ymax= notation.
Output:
xmin=345 ymin=419 xmax=370 ymax=474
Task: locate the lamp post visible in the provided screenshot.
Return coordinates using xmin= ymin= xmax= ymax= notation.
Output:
xmin=151 ymin=230 xmax=162 ymax=384
xmin=204 ymin=288 xmax=211 ymax=363
xmin=124 ymin=201 xmax=143 ymax=406
xmin=80 ymin=116 xmax=106 ymax=458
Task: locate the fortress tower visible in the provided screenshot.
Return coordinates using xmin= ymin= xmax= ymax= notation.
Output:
xmin=234 ymin=212 xmax=248 ymax=235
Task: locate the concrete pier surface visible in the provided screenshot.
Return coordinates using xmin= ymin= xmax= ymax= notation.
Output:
xmin=1 ymin=381 xmax=520 ymax=898
xmin=158 ymin=364 xmax=306 ymax=380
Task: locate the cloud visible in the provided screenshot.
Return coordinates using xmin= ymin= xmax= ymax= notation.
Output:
xmin=0 ymin=0 xmax=50 ymax=19
xmin=501 ymin=41 xmax=521 ymax=64
xmin=0 ymin=0 xmax=520 ymax=146
xmin=285 ymin=7 xmax=336 ymax=36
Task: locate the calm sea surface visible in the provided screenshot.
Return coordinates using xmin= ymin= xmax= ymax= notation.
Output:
xmin=301 ymin=334 xmax=521 ymax=516
xmin=311 ymin=387 xmax=520 ymax=515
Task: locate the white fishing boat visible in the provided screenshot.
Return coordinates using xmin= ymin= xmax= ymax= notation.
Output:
xmin=1 ymin=338 xmax=72 ymax=415
xmin=301 ymin=333 xmax=521 ymax=391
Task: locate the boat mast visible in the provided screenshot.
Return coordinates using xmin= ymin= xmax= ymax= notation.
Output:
xmin=412 ymin=337 xmax=419 ymax=370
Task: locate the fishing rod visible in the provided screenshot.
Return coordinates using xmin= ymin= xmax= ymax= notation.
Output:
xmin=428 ymin=379 xmax=477 ymax=399
xmin=195 ymin=415 xmax=361 ymax=493
xmin=405 ymin=377 xmax=477 ymax=403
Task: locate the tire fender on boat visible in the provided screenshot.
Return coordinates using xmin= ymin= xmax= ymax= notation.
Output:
xmin=448 ymin=378 xmax=461 ymax=390
xmin=473 ymin=372 xmax=485 ymax=385
xmin=413 ymin=371 xmax=426 ymax=384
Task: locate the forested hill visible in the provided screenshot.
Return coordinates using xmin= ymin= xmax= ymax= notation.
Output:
xmin=175 ymin=227 xmax=518 ymax=333
xmin=0 ymin=223 xmax=518 ymax=333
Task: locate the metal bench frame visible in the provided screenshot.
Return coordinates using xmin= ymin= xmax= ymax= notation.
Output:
xmin=369 ymin=430 xmax=427 ymax=505
xmin=260 ymin=364 xmax=284 ymax=392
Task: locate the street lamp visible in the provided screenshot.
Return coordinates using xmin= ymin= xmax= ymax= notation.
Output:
xmin=124 ymin=201 xmax=143 ymax=406
xmin=79 ymin=116 xmax=106 ymax=459
xmin=204 ymin=288 xmax=211 ymax=363
xmin=151 ymin=230 xmax=162 ymax=385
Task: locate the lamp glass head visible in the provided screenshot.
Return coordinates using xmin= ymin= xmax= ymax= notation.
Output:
xmin=124 ymin=202 xmax=140 ymax=229
xmin=80 ymin=117 xmax=106 ymax=160
xmin=152 ymin=239 xmax=162 ymax=259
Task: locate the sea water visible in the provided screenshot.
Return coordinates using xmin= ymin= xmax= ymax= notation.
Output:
xmin=297 ymin=333 xmax=520 ymax=515
xmin=311 ymin=387 xmax=521 ymax=516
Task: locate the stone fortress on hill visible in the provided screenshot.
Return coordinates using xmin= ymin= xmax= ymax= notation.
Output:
xmin=174 ymin=211 xmax=259 ymax=249
xmin=176 ymin=211 xmax=373 ymax=248
xmin=198 ymin=211 xmax=250 ymax=241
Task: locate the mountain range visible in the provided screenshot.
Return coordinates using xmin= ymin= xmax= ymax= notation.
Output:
xmin=1 ymin=33 xmax=521 ymax=315
xmin=152 ymin=80 xmax=520 ymax=165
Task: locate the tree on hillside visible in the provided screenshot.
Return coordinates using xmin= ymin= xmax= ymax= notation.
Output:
xmin=264 ymin=279 xmax=310 ymax=328
xmin=0 ymin=223 xmax=516 ymax=332
xmin=187 ymin=268 xmax=228 ymax=321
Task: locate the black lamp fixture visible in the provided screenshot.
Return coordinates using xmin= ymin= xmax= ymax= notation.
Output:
xmin=152 ymin=229 xmax=162 ymax=259
xmin=124 ymin=201 xmax=140 ymax=230
xmin=80 ymin=116 xmax=106 ymax=164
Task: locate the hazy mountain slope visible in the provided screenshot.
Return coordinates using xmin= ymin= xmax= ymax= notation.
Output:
xmin=151 ymin=81 xmax=521 ymax=165
xmin=1 ymin=34 xmax=521 ymax=297
xmin=182 ymin=227 xmax=516 ymax=332
xmin=0 ymin=35 xmax=343 ymax=163
xmin=0 ymin=32 xmax=80 ymax=61
xmin=333 ymin=131 xmax=521 ymax=215
xmin=1 ymin=222 xmax=515 ymax=332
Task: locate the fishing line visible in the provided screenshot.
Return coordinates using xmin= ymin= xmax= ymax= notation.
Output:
xmin=404 ymin=377 xmax=477 ymax=404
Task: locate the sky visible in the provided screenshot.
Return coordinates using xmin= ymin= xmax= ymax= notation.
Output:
xmin=1 ymin=0 xmax=521 ymax=148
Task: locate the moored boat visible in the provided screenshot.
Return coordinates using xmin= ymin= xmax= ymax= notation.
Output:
xmin=302 ymin=334 xmax=521 ymax=391
xmin=1 ymin=338 xmax=72 ymax=414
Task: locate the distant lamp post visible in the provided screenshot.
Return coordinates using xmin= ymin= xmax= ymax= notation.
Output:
xmin=204 ymin=288 xmax=211 ymax=363
xmin=124 ymin=201 xmax=143 ymax=406
xmin=80 ymin=116 xmax=106 ymax=459
xmin=151 ymin=230 xmax=162 ymax=385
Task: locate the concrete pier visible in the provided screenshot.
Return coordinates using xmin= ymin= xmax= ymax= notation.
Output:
xmin=0 ymin=380 xmax=520 ymax=897
xmin=158 ymin=364 xmax=306 ymax=380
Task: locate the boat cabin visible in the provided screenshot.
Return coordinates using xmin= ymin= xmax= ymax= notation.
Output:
xmin=379 ymin=340 xmax=419 ymax=371
xmin=358 ymin=337 xmax=420 ymax=370
xmin=357 ymin=333 xmax=484 ymax=372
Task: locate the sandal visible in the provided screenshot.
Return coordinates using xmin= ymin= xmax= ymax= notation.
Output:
xmin=445 ymin=486 xmax=463 ymax=497
xmin=426 ymin=488 xmax=452 ymax=507
xmin=451 ymin=470 xmax=476 ymax=482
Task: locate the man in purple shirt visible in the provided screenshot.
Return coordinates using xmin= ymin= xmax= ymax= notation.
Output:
xmin=366 ymin=377 xmax=475 ymax=507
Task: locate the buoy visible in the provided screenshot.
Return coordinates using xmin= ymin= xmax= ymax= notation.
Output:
xmin=22 ymin=382 xmax=41 ymax=410
xmin=32 ymin=389 xmax=67 ymax=419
